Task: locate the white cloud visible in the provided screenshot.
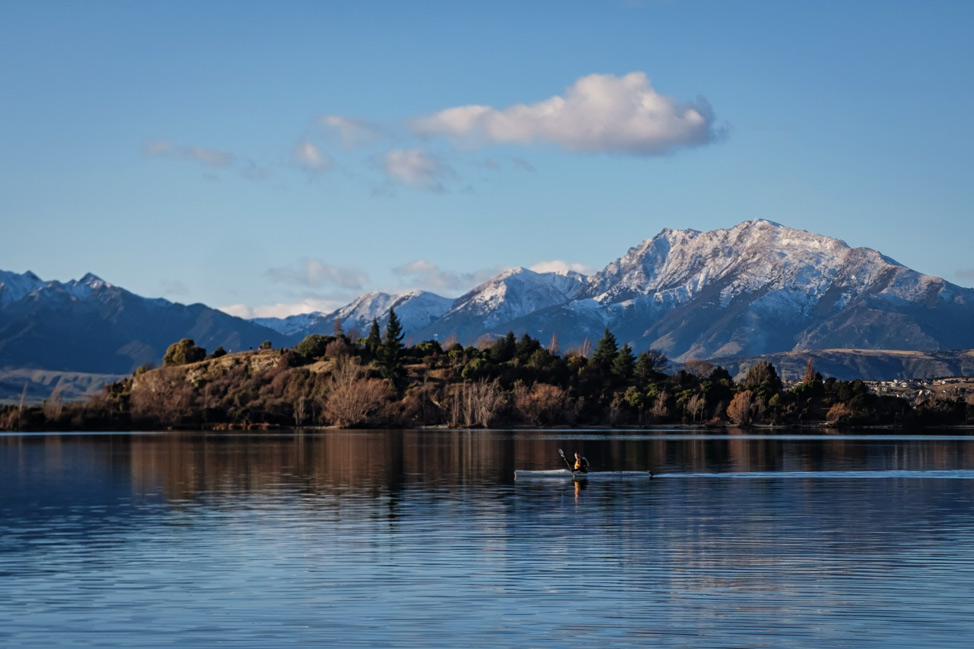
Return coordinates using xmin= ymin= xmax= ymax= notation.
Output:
xmin=529 ymin=260 xmax=598 ymax=276
xmin=394 ymin=259 xmax=510 ymax=294
xmin=266 ymin=259 xmax=369 ymax=290
xmin=411 ymin=72 xmax=720 ymax=156
xmin=381 ymin=148 xmax=455 ymax=192
xmin=219 ymin=299 xmax=344 ymax=320
xmin=295 ymin=140 xmax=332 ymax=172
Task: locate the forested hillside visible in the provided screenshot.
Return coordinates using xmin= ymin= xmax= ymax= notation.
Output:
xmin=4 ymin=310 xmax=971 ymax=432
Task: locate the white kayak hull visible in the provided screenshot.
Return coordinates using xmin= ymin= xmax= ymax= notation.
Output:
xmin=515 ymin=469 xmax=653 ymax=481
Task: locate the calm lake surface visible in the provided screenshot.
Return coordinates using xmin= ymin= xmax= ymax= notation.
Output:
xmin=3 ymin=429 xmax=974 ymax=648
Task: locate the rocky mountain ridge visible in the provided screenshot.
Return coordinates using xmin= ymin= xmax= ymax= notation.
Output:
xmin=4 ymin=220 xmax=973 ymax=385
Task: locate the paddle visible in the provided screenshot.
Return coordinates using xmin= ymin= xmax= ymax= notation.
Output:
xmin=558 ymin=448 xmax=575 ymax=473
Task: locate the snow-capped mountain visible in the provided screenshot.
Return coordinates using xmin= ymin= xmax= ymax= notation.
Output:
xmin=251 ymin=312 xmax=326 ymax=337
xmin=415 ymin=267 xmax=587 ymax=343
xmin=253 ymin=291 xmax=456 ymax=340
xmin=0 ymin=269 xmax=45 ymax=305
xmin=507 ymin=220 xmax=974 ymax=359
xmin=0 ymin=271 xmax=291 ymax=373
xmin=256 ymin=221 xmax=974 ymax=358
xmin=252 ymin=269 xmax=585 ymax=344
xmin=5 ymin=220 xmax=974 ymax=382
xmin=275 ymin=290 xmax=456 ymax=341
xmin=583 ymin=219 xmax=852 ymax=306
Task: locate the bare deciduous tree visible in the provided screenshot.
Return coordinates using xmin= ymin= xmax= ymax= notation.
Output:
xmin=323 ymin=357 xmax=393 ymax=427
xmin=651 ymin=390 xmax=670 ymax=420
xmin=547 ymin=333 xmax=560 ymax=356
xmin=513 ymin=383 xmax=569 ymax=425
xmin=448 ymin=379 xmax=504 ymax=428
xmin=130 ymin=367 xmax=193 ymax=426
xmin=325 ymin=338 xmax=352 ymax=359
xmin=43 ymin=379 xmax=66 ymax=421
xmin=683 ymin=359 xmax=714 ymax=379
xmin=578 ymin=337 xmax=593 ymax=358
xmin=475 ymin=334 xmax=496 ymax=350
xmin=826 ymin=402 xmax=853 ymax=426
xmin=686 ymin=393 xmax=705 ymax=423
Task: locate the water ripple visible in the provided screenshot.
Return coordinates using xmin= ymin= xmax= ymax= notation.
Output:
xmin=3 ymin=432 xmax=974 ymax=647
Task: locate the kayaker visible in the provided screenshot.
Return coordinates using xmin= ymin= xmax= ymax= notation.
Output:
xmin=573 ymin=451 xmax=589 ymax=473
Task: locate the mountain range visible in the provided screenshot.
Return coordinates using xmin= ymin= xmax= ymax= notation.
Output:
xmin=489 ymin=219 xmax=974 ymax=359
xmin=3 ymin=220 xmax=974 ymax=398
xmin=0 ymin=271 xmax=292 ymax=375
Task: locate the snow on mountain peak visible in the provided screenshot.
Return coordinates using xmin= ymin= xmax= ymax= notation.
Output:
xmin=441 ymin=266 xmax=586 ymax=328
xmin=64 ymin=273 xmax=112 ymax=300
xmin=587 ymin=220 xmax=865 ymax=306
xmin=338 ymin=291 xmax=397 ymax=319
xmin=6 ymin=219 xmax=974 ymax=367
xmin=0 ymin=269 xmax=46 ymax=305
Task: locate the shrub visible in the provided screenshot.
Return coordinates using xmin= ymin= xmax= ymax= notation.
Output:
xmin=295 ymin=334 xmax=333 ymax=360
xmin=163 ymin=339 xmax=206 ymax=367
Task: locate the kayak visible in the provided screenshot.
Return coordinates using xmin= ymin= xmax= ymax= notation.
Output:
xmin=515 ymin=469 xmax=654 ymax=481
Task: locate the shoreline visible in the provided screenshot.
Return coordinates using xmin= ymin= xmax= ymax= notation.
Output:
xmin=4 ymin=421 xmax=974 ymax=435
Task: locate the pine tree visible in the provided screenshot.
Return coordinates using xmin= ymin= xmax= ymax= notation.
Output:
xmin=611 ymin=344 xmax=636 ymax=380
xmin=366 ymin=317 xmax=381 ymax=357
xmin=377 ymin=308 xmax=405 ymax=388
xmin=515 ymin=333 xmax=541 ymax=364
xmin=635 ymin=349 xmax=668 ymax=384
xmin=589 ymin=327 xmax=618 ymax=371
xmin=490 ymin=331 xmax=517 ymax=363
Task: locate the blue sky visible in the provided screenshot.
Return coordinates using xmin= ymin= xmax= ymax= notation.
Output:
xmin=2 ymin=0 xmax=972 ymax=318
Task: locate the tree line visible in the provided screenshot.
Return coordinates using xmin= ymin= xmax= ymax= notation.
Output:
xmin=2 ymin=308 xmax=971 ymax=431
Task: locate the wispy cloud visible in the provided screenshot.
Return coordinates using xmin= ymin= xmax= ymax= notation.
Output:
xmin=142 ymin=71 xmax=717 ymax=199
xmin=394 ymin=260 xmax=510 ymax=294
xmin=184 ymin=146 xmax=235 ymax=168
xmin=266 ymin=258 xmax=369 ymax=291
xmin=379 ymin=148 xmax=455 ymax=193
xmin=319 ymin=114 xmax=384 ymax=149
xmin=294 ymin=140 xmax=332 ymax=173
xmin=529 ymin=260 xmax=598 ymax=276
xmin=509 ymin=156 xmax=537 ymax=172
xmin=157 ymin=278 xmax=191 ymax=298
xmin=142 ymin=140 xmax=176 ymax=156
xmin=411 ymin=72 xmax=721 ymax=156
xmin=142 ymin=140 xmax=270 ymax=179
xmin=956 ymin=268 xmax=974 ymax=284
xmin=249 ymin=260 xmax=371 ymax=318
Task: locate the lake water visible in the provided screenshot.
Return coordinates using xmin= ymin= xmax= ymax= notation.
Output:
xmin=2 ymin=429 xmax=974 ymax=648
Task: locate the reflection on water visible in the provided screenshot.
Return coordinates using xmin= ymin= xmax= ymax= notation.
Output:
xmin=2 ymin=430 xmax=974 ymax=648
